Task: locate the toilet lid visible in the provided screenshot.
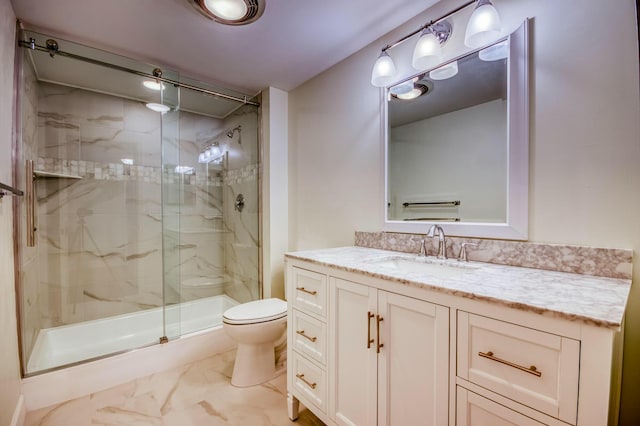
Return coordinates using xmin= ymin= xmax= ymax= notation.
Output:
xmin=223 ymin=298 xmax=287 ymax=325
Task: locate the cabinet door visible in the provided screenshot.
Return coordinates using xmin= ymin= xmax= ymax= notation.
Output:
xmin=377 ymin=292 xmax=449 ymax=426
xmin=457 ymin=387 xmax=546 ymax=426
xmin=329 ymin=278 xmax=378 ymax=426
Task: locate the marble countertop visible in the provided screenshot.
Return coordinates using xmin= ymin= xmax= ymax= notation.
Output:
xmin=285 ymin=246 xmax=632 ymax=329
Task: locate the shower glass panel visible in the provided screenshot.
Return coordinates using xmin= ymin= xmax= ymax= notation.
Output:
xmin=170 ymin=78 xmax=260 ymax=335
xmin=160 ymin=71 xmax=182 ymax=341
xmin=14 ymin=30 xmax=261 ymax=376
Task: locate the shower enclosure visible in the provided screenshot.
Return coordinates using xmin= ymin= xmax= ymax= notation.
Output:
xmin=13 ymin=30 xmax=261 ymax=375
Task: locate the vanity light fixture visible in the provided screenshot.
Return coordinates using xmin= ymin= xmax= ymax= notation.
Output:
xmin=389 ymin=77 xmax=418 ymax=96
xmin=479 ymin=39 xmax=508 ymax=61
xmin=429 ymin=60 xmax=459 ymax=80
xmin=371 ymin=51 xmax=398 ymax=87
xmin=464 ymin=0 xmax=502 ymax=48
xmin=412 ymin=21 xmax=452 ymax=71
xmin=145 ymin=103 xmax=171 ymax=113
xmin=370 ymin=0 xmax=502 ymax=87
xmin=198 ymin=141 xmax=224 ymax=164
xmin=142 ymin=80 xmax=165 ymax=91
xmin=175 ymin=166 xmax=195 ymax=175
xmin=193 ymin=0 xmax=265 ymax=25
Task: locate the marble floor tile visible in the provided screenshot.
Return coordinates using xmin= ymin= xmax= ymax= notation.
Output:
xmin=25 ymin=349 xmax=324 ymax=426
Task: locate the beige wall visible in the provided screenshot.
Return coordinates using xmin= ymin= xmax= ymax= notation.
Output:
xmin=261 ymin=87 xmax=289 ymax=300
xmin=288 ymin=0 xmax=640 ymax=423
xmin=0 ymin=0 xmax=24 ymax=424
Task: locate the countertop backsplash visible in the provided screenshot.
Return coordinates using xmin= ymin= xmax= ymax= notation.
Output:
xmin=355 ymin=231 xmax=632 ymax=280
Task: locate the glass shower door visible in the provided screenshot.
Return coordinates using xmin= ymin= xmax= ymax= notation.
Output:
xmin=160 ymin=72 xmax=182 ymax=341
xmin=16 ymin=31 xmax=173 ymax=374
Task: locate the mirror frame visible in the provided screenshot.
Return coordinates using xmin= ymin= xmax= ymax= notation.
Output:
xmin=382 ymin=19 xmax=530 ymax=240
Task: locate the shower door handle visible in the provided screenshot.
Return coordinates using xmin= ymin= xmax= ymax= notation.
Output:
xmin=26 ymin=160 xmax=36 ymax=247
xmin=234 ymin=194 xmax=245 ymax=212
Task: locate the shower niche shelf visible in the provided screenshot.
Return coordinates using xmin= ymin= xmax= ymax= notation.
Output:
xmin=34 ymin=170 xmax=83 ymax=180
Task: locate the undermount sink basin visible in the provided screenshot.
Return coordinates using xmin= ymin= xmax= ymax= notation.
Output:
xmin=374 ymin=257 xmax=481 ymax=279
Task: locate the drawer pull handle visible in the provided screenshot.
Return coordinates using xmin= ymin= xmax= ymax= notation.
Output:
xmin=478 ymin=351 xmax=542 ymax=377
xmin=376 ymin=314 xmax=384 ymax=353
xmin=296 ymin=330 xmax=317 ymax=342
xmin=296 ymin=373 xmax=317 ymax=389
xmin=367 ymin=311 xmax=375 ymax=349
xmin=296 ymin=287 xmax=317 ymax=296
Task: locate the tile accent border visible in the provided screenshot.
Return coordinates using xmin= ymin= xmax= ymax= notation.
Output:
xmin=36 ymin=157 xmax=257 ymax=186
xmin=355 ymin=231 xmax=632 ymax=280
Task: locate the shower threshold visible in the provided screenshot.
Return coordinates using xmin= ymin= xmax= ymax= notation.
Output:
xmin=27 ymin=294 xmax=238 ymax=374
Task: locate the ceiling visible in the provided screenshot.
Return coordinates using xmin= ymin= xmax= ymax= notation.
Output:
xmin=11 ymin=0 xmax=440 ymax=94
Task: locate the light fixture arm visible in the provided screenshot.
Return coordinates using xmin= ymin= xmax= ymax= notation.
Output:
xmin=379 ymin=0 xmax=475 ymax=54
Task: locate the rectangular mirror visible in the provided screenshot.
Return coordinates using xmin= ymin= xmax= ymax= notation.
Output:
xmin=383 ymin=20 xmax=529 ymax=240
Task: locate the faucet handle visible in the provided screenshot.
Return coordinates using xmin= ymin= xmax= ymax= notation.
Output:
xmin=457 ymin=242 xmax=478 ymax=262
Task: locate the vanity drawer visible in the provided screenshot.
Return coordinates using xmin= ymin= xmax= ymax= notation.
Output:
xmin=457 ymin=312 xmax=580 ymax=424
xmin=456 ymin=387 xmax=546 ymax=426
xmin=292 ymin=309 xmax=327 ymax=365
xmin=291 ymin=267 xmax=327 ymax=319
xmin=292 ymin=352 xmax=327 ymax=414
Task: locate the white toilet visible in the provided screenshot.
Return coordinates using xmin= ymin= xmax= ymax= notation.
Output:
xmin=222 ymin=298 xmax=287 ymax=387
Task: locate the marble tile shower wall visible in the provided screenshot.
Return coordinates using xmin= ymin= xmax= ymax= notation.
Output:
xmin=217 ymin=104 xmax=260 ymax=304
xmin=28 ymin=82 xmax=260 ymax=340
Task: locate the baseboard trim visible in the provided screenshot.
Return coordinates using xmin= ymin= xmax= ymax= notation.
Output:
xmin=10 ymin=394 xmax=25 ymax=426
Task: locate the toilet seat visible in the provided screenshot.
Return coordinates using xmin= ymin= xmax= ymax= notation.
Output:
xmin=223 ymin=298 xmax=287 ymax=325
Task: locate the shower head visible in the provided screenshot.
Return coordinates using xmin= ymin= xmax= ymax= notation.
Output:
xmin=226 ymin=125 xmax=241 ymax=138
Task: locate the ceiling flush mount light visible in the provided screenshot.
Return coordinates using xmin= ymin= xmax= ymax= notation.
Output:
xmin=371 ymin=51 xmax=398 ymax=87
xmin=392 ymin=83 xmax=429 ymax=101
xmin=429 ymin=60 xmax=459 ymax=80
xmin=464 ymin=0 xmax=502 ymax=48
xmin=145 ymin=103 xmax=171 ymax=113
xmin=412 ymin=21 xmax=452 ymax=71
xmin=370 ymin=0 xmax=501 ymax=88
xmin=390 ymin=79 xmax=431 ymax=101
xmin=193 ymin=0 xmax=265 ymax=25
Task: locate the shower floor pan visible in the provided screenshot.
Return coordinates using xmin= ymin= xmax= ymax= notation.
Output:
xmin=27 ymin=294 xmax=238 ymax=374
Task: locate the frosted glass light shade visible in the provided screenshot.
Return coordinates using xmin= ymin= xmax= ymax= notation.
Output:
xmin=390 ymin=78 xmax=417 ymax=96
xmin=429 ymin=61 xmax=459 ymax=80
xmin=371 ymin=51 xmax=397 ymax=87
xmin=145 ymin=103 xmax=170 ymax=113
xmin=412 ymin=29 xmax=443 ymax=71
xmin=203 ymin=0 xmax=248 ymax=20
xmin=464 ymin=0 xmax=502 ymax=48
xmin=479 ymin=40 xmax=508 ymax=61
xmin=142 ymin=80 xmax=165 ymax=91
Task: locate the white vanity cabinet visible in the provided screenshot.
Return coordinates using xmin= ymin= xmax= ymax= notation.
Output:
xmin=329 ymin=277 xmax=449 ymax=426
xmin=287 ymin=263 xmax=449 ymax=426
xmin=285 ymin=253 xmax=625 ymax=426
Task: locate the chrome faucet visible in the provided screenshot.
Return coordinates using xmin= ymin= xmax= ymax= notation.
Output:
xmin=426 ymin=225 xmax=447 ymax=259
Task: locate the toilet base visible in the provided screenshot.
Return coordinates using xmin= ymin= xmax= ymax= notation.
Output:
xmin=231 ymin=342 xmax=279 ymax=387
